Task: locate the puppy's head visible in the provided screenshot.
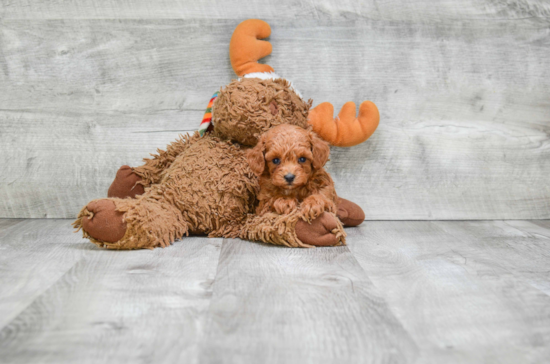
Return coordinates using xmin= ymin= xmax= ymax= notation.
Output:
xmin=247 ymin=124 xmax=330 ymax=189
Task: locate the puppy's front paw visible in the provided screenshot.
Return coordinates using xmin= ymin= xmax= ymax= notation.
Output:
xmin=273 ymin=198 xmax=298 ymax=215
xmin=299 ymin=196 xmax=328 ymax=222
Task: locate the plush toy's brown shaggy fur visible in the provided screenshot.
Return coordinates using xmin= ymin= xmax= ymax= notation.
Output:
xmin=74 ymin=78 xmax=346 ymax=249
xmin=247 ymin=125 xmax=339 ymax=225
xmin=213 ymin=78 xmax=312 ymax=146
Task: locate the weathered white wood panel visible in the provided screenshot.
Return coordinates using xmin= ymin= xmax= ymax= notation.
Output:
xmin=347 ymin=221 xmax=550 ymax=363
xmin=2 ymin=0 xmax=549 ymax=20
xmin=2 ymin=219 xmax=550 ymax=363
xmin=1 ymin=15 xmax=549 ymax=218
xmin=199 ymin=238 xmax=417 ymax=364
xmin=0 ymin=219 xmax=85 ymax=329
xmin=0 ymin=220 xmax=222 ymax=364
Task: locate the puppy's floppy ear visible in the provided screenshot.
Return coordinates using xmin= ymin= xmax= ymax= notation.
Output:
xmin=310 ymin=131 xmax=330 ymax=169
xmin=246 ymin=135 xmax=266 ymax=176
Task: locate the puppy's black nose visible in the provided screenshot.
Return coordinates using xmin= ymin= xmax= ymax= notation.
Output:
xmin=284 ymin=174 xmax=295 ymax=183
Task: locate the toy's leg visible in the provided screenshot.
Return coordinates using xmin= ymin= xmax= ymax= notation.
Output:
xmin=336 ymin=197 xmax=365 ymax=227
xmin=295 ymin=213 xmax=346 ymax=246
xmin=241 ymin=211 xmax=346 ymax=248
xmin=107 ymin=136 xmax=191 ymax=199
xmin=133 ymin=135 xmax=191 ymax=185
xmin=107 ymin=165 xmax=145 ymax=198
xmin=74 ymin=189 xmax=189 ymax=250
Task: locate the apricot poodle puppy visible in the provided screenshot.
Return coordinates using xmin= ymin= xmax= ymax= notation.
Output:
xmin=247 ymin=124 xmax=338 ymax=222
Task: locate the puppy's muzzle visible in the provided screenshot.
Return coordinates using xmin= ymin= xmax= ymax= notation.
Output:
xmin=284 ymin=174 xmax=295 ymax=184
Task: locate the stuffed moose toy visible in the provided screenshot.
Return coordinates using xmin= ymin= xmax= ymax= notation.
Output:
xmin=74 ymin=19 xmax=380 ymax=249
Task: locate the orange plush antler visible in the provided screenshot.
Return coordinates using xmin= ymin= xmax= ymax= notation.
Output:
xmin=230 ymin=19 xmax=274 ymax=77
xmin=308 ymin=101 xmax=380 ymax=147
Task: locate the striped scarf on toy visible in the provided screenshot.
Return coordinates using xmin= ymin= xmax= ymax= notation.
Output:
xmin=198 ymin=91 xmax=220 ymax=137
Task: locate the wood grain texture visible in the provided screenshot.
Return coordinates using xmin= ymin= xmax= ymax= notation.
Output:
xmin=1 ymin=12 xmax=549 ymax=218
xmin=0 ymin=218 xmax=23 ymax=231
xmin=2 ymin=219 xmax=550 ymax=363
xmin=347 ymin=221 xmax=550 ymax=364
xmin=0 ymin=220 xmax=85 ymax=329
xmin=199 ymin=238 xmax=418 ymax=364
xmin=0 ymin=219 xmax=222 ymax=364
xmin=2 ymin=0 xmax=550 ymax=20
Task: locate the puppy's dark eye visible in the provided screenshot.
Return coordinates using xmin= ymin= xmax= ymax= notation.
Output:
xmin=272 ymin=158 xmax=280 ymax=165
xmin=298 ymin=157 xmax=306 ymax=163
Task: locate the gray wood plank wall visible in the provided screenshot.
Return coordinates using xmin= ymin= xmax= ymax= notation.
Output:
xmin=1 ymin=1 xmax=549 ymax=219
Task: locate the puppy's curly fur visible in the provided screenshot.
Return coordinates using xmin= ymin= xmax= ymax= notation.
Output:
xmin=247 ymin=124 xmax=338 ymax=222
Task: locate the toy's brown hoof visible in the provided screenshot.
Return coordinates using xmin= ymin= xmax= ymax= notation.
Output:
xmin=337 ymin=197 xmax=365 ymax=227
xmin=81 ymin=200 xmax=127 ymax=243
xmin=107 ymin=165 xmax=144 ymax=199
xmin=295 ymin=212 xmax=340 ymax=247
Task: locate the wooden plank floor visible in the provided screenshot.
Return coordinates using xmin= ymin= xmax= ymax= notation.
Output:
xmin=1 ymin=219 xmax=549 ymax=363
